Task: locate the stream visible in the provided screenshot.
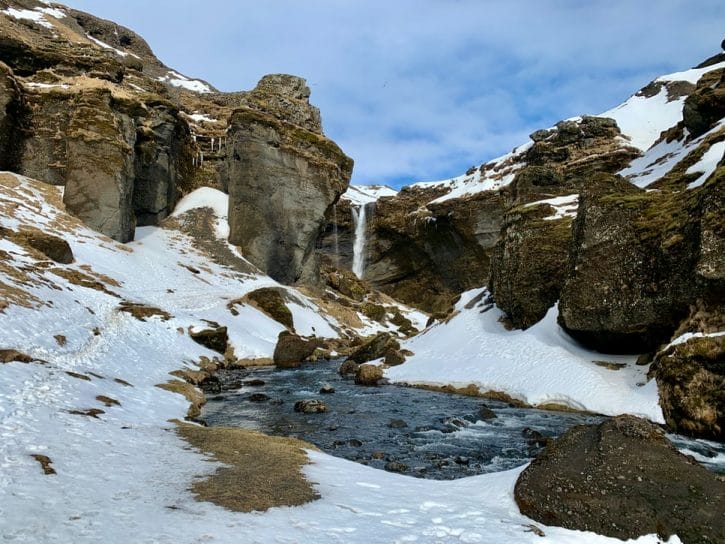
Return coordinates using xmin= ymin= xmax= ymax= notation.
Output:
xmin=203 ymin=360 xmax=725 ymax=478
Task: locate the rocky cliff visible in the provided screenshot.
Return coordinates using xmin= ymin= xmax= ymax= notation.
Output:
xmin=0 ymin=0 xmax=351 ymax=281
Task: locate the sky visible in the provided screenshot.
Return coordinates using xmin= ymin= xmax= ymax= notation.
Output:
xmin=59 ymin=1 xmax=724 ymax=188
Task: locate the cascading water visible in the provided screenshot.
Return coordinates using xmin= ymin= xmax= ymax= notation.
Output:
xmin=352 ymin=203 xmax=371 ymax=278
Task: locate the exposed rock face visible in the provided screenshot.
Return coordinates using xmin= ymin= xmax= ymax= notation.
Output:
xmin=683 ymin=68 xmax=725 ymax=138
xmin=558 ymin=173 xmax=723 ymax=353
xmin=242 ymin=287 xmax=294 ymax=330
xmin=515 ymin=415 xmax=725 ymax=544
xmin=652 ymin=334 xmax=724 ymax=440
xmin=189 ymin=325 xmax=229 ymax=354
xmin=345 ymin=332 xmax=400 ymax=365
xmin=0 ymin=61 xmax=22 ymax=171
xmin=226 ymin=75 xmax=353 ymax=285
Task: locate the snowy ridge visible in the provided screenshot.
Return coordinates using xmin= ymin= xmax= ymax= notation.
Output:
xmin=158 ymin=70 xmax=213 ymax=93
xmin=387 ymin=289 xmax=664 ymax=422
xmin=342 ymin=184 xmax=398 ymax=206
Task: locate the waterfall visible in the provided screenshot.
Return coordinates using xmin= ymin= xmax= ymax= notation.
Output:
xmin=332 ymin=204 xmax=340 ymax=263
xmin=352 ymin=202 xmax=374 ymax=278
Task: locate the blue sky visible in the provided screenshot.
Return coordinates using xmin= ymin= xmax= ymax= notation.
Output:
xmin=61 ymin=1 xmax=724 ymax=188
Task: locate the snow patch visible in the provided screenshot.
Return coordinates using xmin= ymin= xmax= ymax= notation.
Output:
xmin=525 ymin=194 xmax=579 ymax=221
xmin=685 ymin=140 xmax=725 ymax=189
xmin=2 ymin=7 xmax=55 ymax=29
xmin=158 ymin=70 xmax=212 ymax=94
xmin=86 ymin=34 xmax=139 ymax=59
xmin=342 ymin=184 xmax=398 ymax=206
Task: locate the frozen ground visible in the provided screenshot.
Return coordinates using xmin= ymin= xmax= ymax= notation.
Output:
xmin=0 ymin=174 xmax=682 ymax=543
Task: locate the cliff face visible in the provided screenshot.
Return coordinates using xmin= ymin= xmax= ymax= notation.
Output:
xmin=225 ymin=75 xmax=353 ymax=284
xmin=0 ymin=0 xmax=351 ymax=281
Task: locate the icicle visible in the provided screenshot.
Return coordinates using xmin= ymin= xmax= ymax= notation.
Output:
xmin=211 ymin=137 xmax=215 ymax=152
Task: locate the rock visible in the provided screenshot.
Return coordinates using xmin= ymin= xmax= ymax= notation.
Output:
xmin=0 ymin=62 xmax=21 ymax=171
xmin=293 ymin=399 xmax=326 ymax=414
xmin=244 ymin=379 xmax=266 ymax=387
xmin=337 ymin=359 xmax=359 ymax=378
xmin=248 ymin=393 xmax=270 ymax=403
xmin=226 ymin=75 xmax=353 ymax=284
xmin=478 ymin=405 xmax=497 ymax=420
xmin=652 ymin=334 xmax=724 ymax=440
xmin=16 ymin=230 xmax=73 ymax=264
xmin=384 ymin=461 xmax=408 ymax=473
xmin=198 ymin=376 xmax=222 ymax=394
xmin=558 ymin=176 xmax=723 ymax=353
xmin=683 ymin=68 xmax=725 ymax=138
xmin=242 ymin=287 xmax=294 ymax=329
xmin=521 ymin=427 xmax=550 ymax=448
xmin=346 ymin=332 xmax=400 ymax=365
xmin=514 ymin=415 xmax=725 ymax=544
xmin=383 ymin=349 xmax=406 ymax=366
xmin=348 ymin=439 xmax=363 ymax=447
xmin=388 ymin=419 xmax=408 ymax=429
xmin=319 ymin=383 xmax=335 ymax=394
xmin=190 ymin=324 xmax=229 ymax=354
xmin=273 ymin=331 xmax=321 ymax=369
xmin=354 ymin=364 xmax=384 ymax=386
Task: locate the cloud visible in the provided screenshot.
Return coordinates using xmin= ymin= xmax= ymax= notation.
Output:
xmin=61 ymin=0 xmax=725 ymax=187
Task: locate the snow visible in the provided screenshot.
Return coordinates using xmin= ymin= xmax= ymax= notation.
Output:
xmin=24 ymin=82 xmax=71 ymax=90
xmin=666 ymin=330 xmax=725 ymax=349
xmin=685 ymin=140 xmax=725 ymax=189
xmin=2 ymin=7 xmax=55 ymax=29
xmin=412 ymin=143 xmax=532 ymax=204
xmin=37 ymin=6 xmax=66 ymax=19
xmin=342 ymin=184 xmax=398 ymax=206
xmin=601 ymin=61 xmax=725 ymax=152
xmin=524 ymin=194 xmax=579 ymax=221
xmin=186 ymin=112 xmax=220 ymax=124
xmin=387 ymin=289 xmax=664 ymax=422
xmin=158 ymin=70 xmax=212 ymax=94
xmin=86 ymin=34 xmax=136 ymax=58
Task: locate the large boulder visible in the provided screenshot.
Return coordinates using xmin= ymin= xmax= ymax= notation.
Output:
xmin=226 ymin=74 xmax=353 ymax=284
xmin=273 ymin=331 xmax=321 ymax=369
xmin=558 ymin=174 xmax=723 ymax=353
xmin=683 ymin=68 xmax=725 ymax=138
xmin=515 ymin=415 xmax=725 ymax=544
xmin=652 ymin=333 xmax=724 ymax=440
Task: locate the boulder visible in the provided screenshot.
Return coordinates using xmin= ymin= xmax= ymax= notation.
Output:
xmin=226 ymin=75 xmax=353 ymax=284
xmin=346 ymin=332 xmax=400 ymax=365
xmin=189 ymin=324 xmax=229 ymax=354
xmin=16 ymin=229 xmax=74 ymax=264
xmin=683 ymin=68 xmax=725 ymax=138
xmin=558 ymin=175 xmax=722 ymax=353
xmin=273 ymin=331 xmax=321 ymax=368
xmin=293 ymin=399 xmax=326 ymax=414
xmin=354 ymin=363 xmax=384 ymax=386
xmin=515 ymin=415 xmax=725 ymax=544
xmin=652 ymin=334 xmax=724 ymax=440
xmin=0 ymin=61 xmax=21 ymax=171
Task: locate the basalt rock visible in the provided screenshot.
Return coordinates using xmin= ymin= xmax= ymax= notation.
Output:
xmin=273 ymin=331 xmax=322 ymax=369
xmin=652 ymin=333 xmax=724 ymax=440
xmin=683 ymin=68 xmax=725 ymax=138
xmin=345 ymin=332 xmax=400 ymax=365
xmin=226 ymin=75 xmax=353 ymax=285
xmin=0 ymin=61 xmax=22 ymax=171
xmin=558 ymin=171 xmax=724 ymax=353
xmin=514 ymin=415 xmax=725 ymax=544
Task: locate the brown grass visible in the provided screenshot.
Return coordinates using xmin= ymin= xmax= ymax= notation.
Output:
xmin=30 ymin=454 xmax=56 ymax=476
xmin=96 ymin=395 xmax=120 ymax=407
xmin=156 ymin=380 xmax=205 ymax=419
xmin=177 ymin=423 xmax=319 ymax=512
xmin=117 ymin=301 xmax=172 ymax=321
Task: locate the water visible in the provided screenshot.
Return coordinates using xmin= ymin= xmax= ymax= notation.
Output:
xmin=351 ymin=202 xmax=375 ymax=278
xmin=202 ymin=360 xmax=604 ymax=480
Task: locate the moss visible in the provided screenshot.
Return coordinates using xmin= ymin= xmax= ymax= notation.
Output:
xmin=241 ymin=287 xmax=294 ymax=330
xmin=360 ymin=302 xmax=387 ymax=323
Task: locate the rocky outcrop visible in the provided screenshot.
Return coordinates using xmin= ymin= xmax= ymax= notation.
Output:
xmin=345 ymin=332 xmax=400 ymax=365
xmin=0 ymin=61 xmax=22 ymax=171
xmin=242 ymin=287 xmax=294 ymax=330
xmin=683 ymin=68 xmax=725 ymax=138
xmin=558 ymin=171 xmax=723 ymax=353
xmin=226 ymin=75 xmax=353 ymax=285
xmin=515 ymin=415 xmax=725 ymax=544
xmin=652 ymin=333 xmax=724 ymax=440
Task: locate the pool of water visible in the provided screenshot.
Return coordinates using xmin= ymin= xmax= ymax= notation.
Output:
xmin=202 ymin=360 xmax=606 ymax=479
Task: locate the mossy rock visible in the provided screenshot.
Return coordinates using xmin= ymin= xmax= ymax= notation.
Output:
xmin=360 ymin=302 xmax=386 ymax=323
xmin=244 ymin=287 xmax=294 ymax=330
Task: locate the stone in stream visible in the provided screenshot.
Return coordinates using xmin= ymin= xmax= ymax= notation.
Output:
xmin=384 ymin=461 xmax=408 ymax=473
xmin=478 ymin=404 xmax=497 ymax=420
xmin=354 ymin=363 xmax=384 ymax=386
xmin=294 ymin=399 xmax=327 ymax=414
xmin=388 ymin=419 xmax=408 ymax=429
xmin=248 ymin=393 xmax=270 ymax=403
xmin=319 ymin=383 xmax=335 ymax=394
xmin=514 ymin=415 xmax=725 ymax=544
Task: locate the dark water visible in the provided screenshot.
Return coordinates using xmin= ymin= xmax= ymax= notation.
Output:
xmin=202 ymin=360 xmax=604 ymax=479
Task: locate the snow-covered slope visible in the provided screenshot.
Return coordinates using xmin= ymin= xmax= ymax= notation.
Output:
xmin=386 ymin=289 xmax=663 ymax=422
xmin=408 ymin=60 xmax=725 ymax=202
xmin=1 ymin=173 xmax=684 ymax=544
xmin=341 ymin=184 xmax=398 ymax=206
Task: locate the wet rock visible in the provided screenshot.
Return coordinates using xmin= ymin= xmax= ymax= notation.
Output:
xmin=337 ymin=359 xmax=359 ymax=378
xmin=388 ymin=419 xmax=408 ymax=429
xmin=226 ymin=75 xmax=353 ymax=284
xmin=514 ymin=415 xmax=725 ymax=544
xmin=198 ymin=375 xmax=222 ymax=394
xmin=478 ymin=405 xmax=497 ymax=420
xmin=248 ymin=393 xmax=270 ymax=403
xmin=521 ymin=427 xmax=550 ymax=448
xmin=348 ymin=439 xmax=363 ymax=447
xmin=294 ymin=399 xmax=327 ymax=414
xmin=652 ymin=334 xmax=724 ymax=440
xmin=319 ymin=383 xmax=335 ymax=394
xmin=354 ymin=364 xmax=384 ymax=386
xmin=273 ymin=331 xmax=321 ymax=369
xmin=189 ymin=324 xmax=229 ymax=354
xmin=244 ymin=379 xmax=266 ymax=387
